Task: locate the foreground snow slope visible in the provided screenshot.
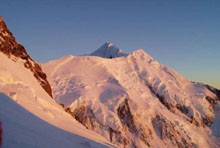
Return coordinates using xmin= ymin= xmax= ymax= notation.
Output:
xmin=43 ymin=46 xmax=220 ymax=148
xmin=0 ymin=52 xmax=115 ymax=148
xmin=0 ymin=93 xmax=116 ymax=148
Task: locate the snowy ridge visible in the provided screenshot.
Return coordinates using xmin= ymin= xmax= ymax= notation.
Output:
xmin=0 ymin=16 xmax=52 ymax=97
xmin=0 ymin=17 xmax=115 ymax=148
xmin=90 ymin=42 xmax=127 ymax=58
xmin=43 ymin=46 xmax=220 ymax=148
xmin=0 ymin=52 xmax=115 ymax=148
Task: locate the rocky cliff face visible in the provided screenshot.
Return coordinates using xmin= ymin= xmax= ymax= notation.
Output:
xmin=0 ymin=16 xmax=52 ymax=97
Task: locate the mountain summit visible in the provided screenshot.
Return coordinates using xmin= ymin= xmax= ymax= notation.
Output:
xmin=90 ymin=42 xmax=127 ymax=58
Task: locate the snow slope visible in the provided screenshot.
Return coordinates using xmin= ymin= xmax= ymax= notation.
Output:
xmin=0 ymin=93 xmax=116 ymax=148
xmin=0 ymin=17 xmax=52 ymax=97
xmin=0 ymin=52 xmax=115 ymax=148
xmin=0 ymin=17 xmax=116 ymax=148
xmin=43 ymin=46 xmax=220 ymax=148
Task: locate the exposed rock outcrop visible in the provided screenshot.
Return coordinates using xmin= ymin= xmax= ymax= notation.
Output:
xmin=117 ymin=99 xmax=153 ymax=147
xmin=62 ymin=99 xmax=154 ymax=148
xmin=152 ymin=115 xmax=196 ymax=148
xmin=65 ymin=104 xmax=129 ymax=147
xmin=147 ymin=82 xmax=216 ymax=127
xmin=0 ymin=16 xmax=52 ymax=97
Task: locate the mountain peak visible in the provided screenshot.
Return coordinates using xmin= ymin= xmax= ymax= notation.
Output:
xmin=129 ymin=48 xmax=154 ymax=61
xmin=105 ymin=41 xmax=114 ymax=47
xmin=0 ymin=16 xmax=8 ymax=31
xmin=90 ymin=42 xmax=127 ymax=58
xmin=102 ymin=41 xmax=117 ymax=49
xmin=134 ymin=48 xmax=145 ymax=53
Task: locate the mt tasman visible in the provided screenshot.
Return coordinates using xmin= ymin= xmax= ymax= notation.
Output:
xmin=0 ymin=17 xmax=220 ymax=148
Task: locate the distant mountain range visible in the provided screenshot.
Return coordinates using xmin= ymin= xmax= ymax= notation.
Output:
xmin=0 ymin=16 xmax=220 ymax=148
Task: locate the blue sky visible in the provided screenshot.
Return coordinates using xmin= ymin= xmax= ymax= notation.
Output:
xmin=0 ymin=0 xmax=219 ymax=88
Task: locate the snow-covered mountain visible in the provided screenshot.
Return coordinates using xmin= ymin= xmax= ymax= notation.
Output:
xmin=90 ymin=42 xmax=127 ymax=58
xmin=43 ymin=45 xmax=220 ymax=148
xmin=1 ymin=15 xmax=220 ymax=148
xmin=0 ymin=17 xmax=114 ymax=148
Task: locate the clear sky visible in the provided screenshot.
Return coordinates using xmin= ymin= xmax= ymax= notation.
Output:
xmin=0 ymin=0 xmax=219 ymax=89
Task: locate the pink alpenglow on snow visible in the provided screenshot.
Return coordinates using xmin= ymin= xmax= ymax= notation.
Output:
xmin=43 ymin=43 xmax=220 ymax=148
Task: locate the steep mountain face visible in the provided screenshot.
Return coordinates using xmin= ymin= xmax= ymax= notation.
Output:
xmin=90 ymin=42 xmax=127 ymax=58
xmin=0 ymin=16 xmax=52 ymax=97
xmin=0 ymin=17 xmax=114 ymax=148
xmin=43 ymin=45 xmax=220 ymax=148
